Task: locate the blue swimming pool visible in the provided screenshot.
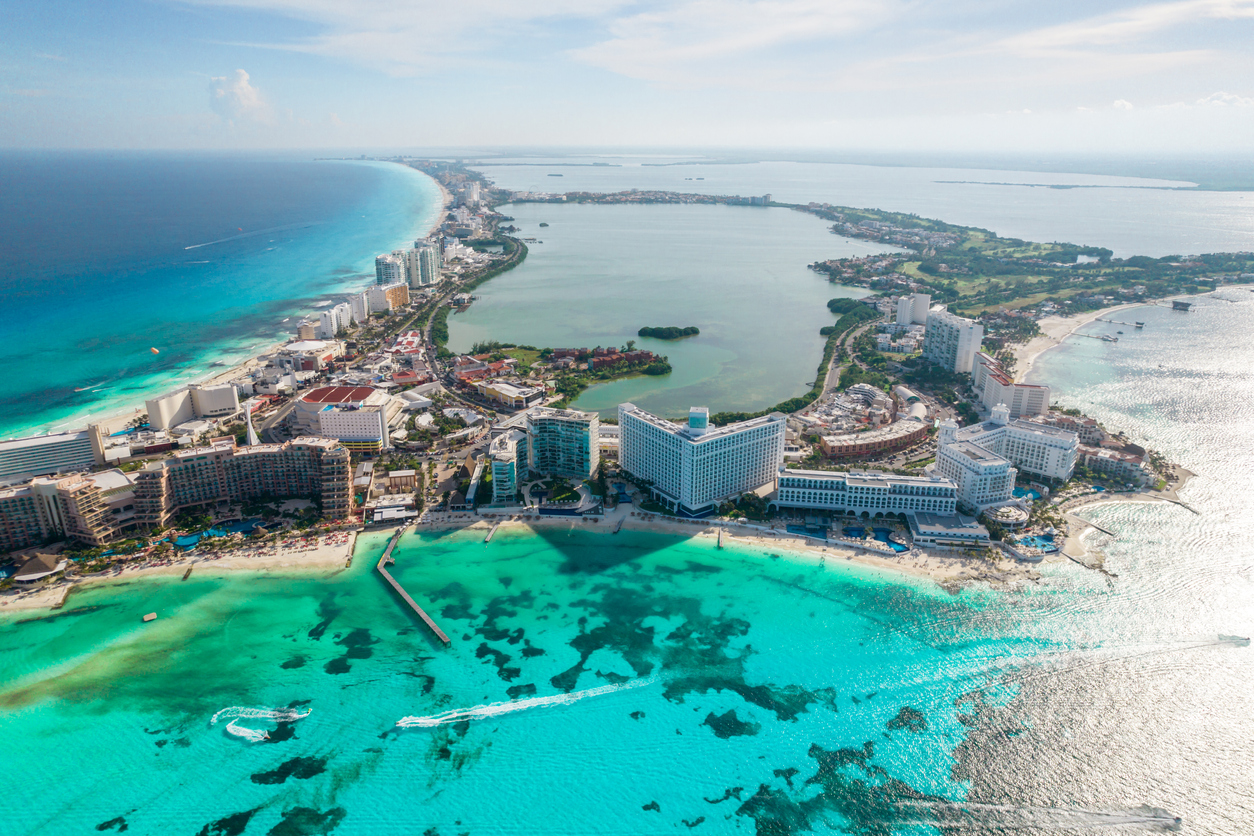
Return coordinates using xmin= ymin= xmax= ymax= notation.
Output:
xmin=1013 ymin=488 xmax=1041 ymax=500
xmin=873 ymin=528 xmax=910 ymax=553
xmin=1018 ymin=534 xmax=1059 ymax=552
xmin=843 ymin=526 xmax=866 ymax=538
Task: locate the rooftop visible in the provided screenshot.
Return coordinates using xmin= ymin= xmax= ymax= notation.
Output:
xmin=301 ymin=386 xmax=377 ymax=404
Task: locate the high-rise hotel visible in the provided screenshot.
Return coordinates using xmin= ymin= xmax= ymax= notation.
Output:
xmin=618 ymin=404 xmax=786 ymax=516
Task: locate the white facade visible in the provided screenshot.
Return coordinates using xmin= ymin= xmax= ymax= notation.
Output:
xmin=349 ymin=291 xmax=371 ymax=324
xmin=972 ymin=352 xmax=1049 ymax=418
xmin=375 ymin=253 xmax=406 ymax=286
xmin=147 ymin=384 xmax=240 ymax=430
xmin=318 ymin=303 xmax=353 ymax=339
xmin=0 ymin=430 xmax=100 ymax=480
xmin=317 ymin=405 xmax=389 ymax=451
xmin=776 ymin=469 xmax=958 ymax=517
xmin=934 ymin=420 xmax=1018 ymax=512
xmin=895 ymin=292 xmax=931 ymax=326
xmin=189 ymin=384 xmax=240 ymax=420
xmin=368 ymin=282 xmax=407 ymax=312
xmin=923 ymin=307 xmax=983 ymax=373
xmin=954 ymin=405 xmax=1078 ymax=481
xmin=618 ymin=404 xmax=786 ymax=515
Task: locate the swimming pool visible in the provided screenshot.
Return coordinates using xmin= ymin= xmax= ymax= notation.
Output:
xmin=1013 ymin=487 xmax=1042 ymax=500
xmin=1018 ymin=534 xmax=1059 ymax=552
xmin=873 ymin=528 xmax=910 ymax=553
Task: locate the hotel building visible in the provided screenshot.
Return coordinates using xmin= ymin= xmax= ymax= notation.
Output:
xmin=132 ymin=437 xmax=352 ymax=528
xmin=526 ymin=407 xmax=599 ymax=480
xmin=489 ymin=429 xmax=528 ymax=503
xmin=0 ymin=469 xmax=136 ymax=552
xmin=375 ymin=253 xmax=406 ymax=286
xmin=618 ymin=404 xmax=785 ymax=516
xmin=923 ymin=307 xmax=984 ymax=374
xmin=775 ymin=469 xmax=957 ymax=517
xmin=972 ymin=352 xmax=1049 ymax=418
xmin=0 ymin=427 xmax=106 ymax=481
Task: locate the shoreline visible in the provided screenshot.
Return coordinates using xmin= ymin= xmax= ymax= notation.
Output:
xmin=410 ymin=512 xmax=1041 ymax=590
xmin=7 ymin=163 xmax=451 ymax=441
xmin=0 ymin=530 xmax=359 ymax=615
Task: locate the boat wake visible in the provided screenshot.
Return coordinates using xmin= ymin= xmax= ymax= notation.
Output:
xmin=211 ymin=706 xmax=311 ymax=742
xmin=183 ymin=221 xmax=324 ymax=251
xmin=397 ymin=677 xmax=655 ymax=729
xmin=225 ymin=719 xmax=269 ymax=742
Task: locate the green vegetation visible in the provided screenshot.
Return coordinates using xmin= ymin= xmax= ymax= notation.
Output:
xmin=638 ymin=326 xmax=700 ymax=340
xmin=641 ymin=361 xmax=672 ymax=375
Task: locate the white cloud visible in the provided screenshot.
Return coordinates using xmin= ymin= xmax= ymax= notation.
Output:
xmin=1196 ymin=90 xmax=1254 ymax=105
xmin=208 ymin=69 xmax=274 ymax=125
xmin=1114 ymin=99 xmax=1134 ymax=109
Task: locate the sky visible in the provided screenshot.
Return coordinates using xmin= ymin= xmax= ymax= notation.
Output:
xmin=3 ymin=0 xmax=1254 ymax=154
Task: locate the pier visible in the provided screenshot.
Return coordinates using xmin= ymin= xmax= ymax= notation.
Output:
xmin=484 ymin=521 xmax=501 ymax=543
xmin=182 ymin=565 xmax=193 ymax=581
xmin=1095 ymin=317 xmax=1139 ymax=327
xmin=717 ymin=528 xmax=724 ymax=549
xmin=376 ymin=527 xmax=451 ymax=646
xmin=613 ymin=517 xmax=625 ymax=534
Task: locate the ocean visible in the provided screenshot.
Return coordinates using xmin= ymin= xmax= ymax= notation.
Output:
xmin=0 ymin=152 xmax=442 ymax=439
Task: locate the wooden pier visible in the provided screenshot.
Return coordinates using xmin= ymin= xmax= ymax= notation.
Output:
xmin=182 ymin=565 xmax=193 ymax=581
xmin=717 ymin=528 xmax=724 ymax=549
xmin=376 ymin=527 xmax=450 ymax=646
xmin=51 ymin=585 xmax=73 ymax=610
xmin=484 ymin=521 xmax=501 ymax=543
xmin=613 ymin=517 xmax=625 ymax=534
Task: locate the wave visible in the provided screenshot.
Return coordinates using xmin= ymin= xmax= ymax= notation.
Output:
xmin=210 ymin=706 xmax=312 ymax=726
xmin=397 ymin=677 xmax=654 ymax=729
xmin=184 ymin=221 xmax=325 ymax=251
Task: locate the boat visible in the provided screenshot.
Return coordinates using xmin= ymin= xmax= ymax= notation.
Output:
xmin=1135 ymin=321 xmax=1144 ymax=328
xmin=1117 ymin=330 xmax=1123 ymax=334
xmin=1101 ymin=335 xmax=1118 ymax=342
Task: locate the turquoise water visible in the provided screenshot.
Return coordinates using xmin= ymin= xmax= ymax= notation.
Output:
xmin=0 ymin=154 xmax=441 ymax=438
xmin=448 ymin=203 xmax=897 ymax=419
xmin=2 ymin=527 xmax=1046 ymax=835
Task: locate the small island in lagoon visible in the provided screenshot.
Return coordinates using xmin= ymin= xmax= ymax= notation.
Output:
xmin=638 ymin=326 xmax=700 ymax=340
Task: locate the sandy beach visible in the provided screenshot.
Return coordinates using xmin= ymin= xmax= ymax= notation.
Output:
xmin=415 ymin=508 xmax=1041 ymax=590
xmin=1010 ymin=302 xmax=1146 ymax=380
xmin=0 ymin=530 xmax=358 ymax=614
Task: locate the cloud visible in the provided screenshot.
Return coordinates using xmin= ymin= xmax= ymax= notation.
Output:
xmin=1114 ymin=99 xmax=1134 ymax=109
xmin=995 ymin=0 xmax=1254 ymax=54
xmin=33 ymin=52 xmax=66 ymax=61
xmin=1196 ymin=90 xmax=1254 ymax=106
xmin=208 ymin=69 xmax=274 ymax=125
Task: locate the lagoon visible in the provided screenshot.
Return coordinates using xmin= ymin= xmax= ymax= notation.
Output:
xmin=447 ymin=202 xmax=899 ymax=419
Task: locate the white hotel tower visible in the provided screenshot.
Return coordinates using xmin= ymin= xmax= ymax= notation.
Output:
xmin=618 ymin=404 xmax=786 ymax=516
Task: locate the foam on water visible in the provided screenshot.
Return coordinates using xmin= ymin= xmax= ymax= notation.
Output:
xmin=223 ymin=719 xmax=269 ymax=743
xmin=397 ymin=677 xmax=656 ymax=729
xmin=209 ymin=706 xmax=311 ymax=726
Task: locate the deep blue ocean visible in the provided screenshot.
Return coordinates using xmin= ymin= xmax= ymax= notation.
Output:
xmin=0 ymin=152 xmax=441 ymax=438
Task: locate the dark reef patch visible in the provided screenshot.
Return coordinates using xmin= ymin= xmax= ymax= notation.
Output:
xmin=267 ymin=806 xmax=346 ymax=836
xmin=682 ymin=817 xmax=706 ymax=827
xmin=630 ymin=711 xmax=645 ymax=720
xmin=704 ymin=787 xmax=744 ymax=804
xmin=307 ymin=595 xmax=342 ymax=641
xmin=642 ymin=802 xmax=661 ymax=812
xmin=251 ymin=756 xmax=328 ymax=785
xmin=324 ymin=628 xmax=378 ymax=674
xmin=702 ymin=709 xmax=761 ymax=739
xmin=772 ymin=767 xmax=798 ymax=788
xmin=506 ymin=683 xmax=536 ymax=698
xmin=476 ymin=643 xmax=520 ymax=681
xmin=281 ymin=655 xmax=308 ymax=670
xmin=886 ymin=706 xmax=928 ymax=733
xmin=197 ymin=807 xmax=263 ymax=836
xmin=96 ymin=817 xmax=128 ymax=832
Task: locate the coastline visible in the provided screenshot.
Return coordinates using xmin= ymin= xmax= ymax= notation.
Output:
xmin=410 ymin=512 xmax=1041 ymax=589
xmin=8 ymin=162 xmax=450 ymax=440
xmin=0 ymin=530 xmax=359 ymax=615
xmin=1010 ymin=301 xmax=1144 ymax=381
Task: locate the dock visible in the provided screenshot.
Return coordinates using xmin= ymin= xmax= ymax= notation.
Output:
xmin=182 ymin=565 xmax=193 ymax=581
xmin=51 ymin=585 xmax=73 ymax=610
xmin=717 ymin=528 xmax=724 ymax=549
xmin=376 ymin=527 xmax=450 ymax=646
xmin=613 ymin=517 xmax=625 ymax=534
xmin=484 ymin=521 xmax=501 ymax=543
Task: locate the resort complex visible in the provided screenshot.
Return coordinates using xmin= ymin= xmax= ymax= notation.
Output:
xmin=618 ymin=404 xmax=786 ymax=516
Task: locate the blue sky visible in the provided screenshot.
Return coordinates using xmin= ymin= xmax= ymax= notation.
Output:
xmin=3 ymin=0 xmax=1254 ymax=152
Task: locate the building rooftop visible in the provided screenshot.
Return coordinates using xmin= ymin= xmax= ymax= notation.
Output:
xmin=301 ymin=386 xmax=377 ymax=405
xmin=908 ymin=512 xmax=988 ymax=534
xmin=948 ymin=440 xmax=1007 ymax=464
xmin=620 ymin=403 xmax=782 ymax=443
